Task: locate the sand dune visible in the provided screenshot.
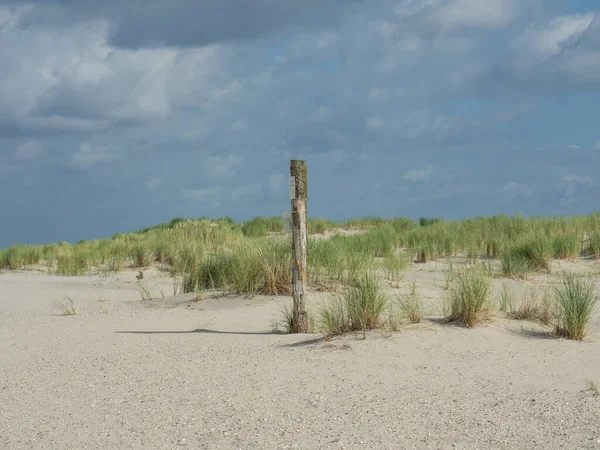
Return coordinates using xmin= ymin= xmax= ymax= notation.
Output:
xmin=1 ymin=264 xmax=599 ymax=449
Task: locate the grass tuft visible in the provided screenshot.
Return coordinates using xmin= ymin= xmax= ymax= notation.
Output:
xmin=444 ymin=264 xmax=492 ymax=327
xmin=56 ymin=295 xmax=77 ymax=315
xmin=397 ymin=280 xmax=423 ymax=324
xmin=552 ymin=272 xmax=597 ymax=341
xmin=318 ymin=274 xmax=387 ymax=340
xmin=586 ymin=379 xmax=599 ymax=396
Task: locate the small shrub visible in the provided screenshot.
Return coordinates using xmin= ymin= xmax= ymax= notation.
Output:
xmin=2 ymin=245 xmax=42 ymax=269
xmin=419 ymin=217 xmax=443 ymax=227
xmin=507 ymin=289 xmax=553 ymax=325
xmin=317 ymin=274 xmax=387 ymax=339
xmin=308 ymin=218 xmax=331 ymax=234
xmin=318 ymin=295 xmax=352 ymax=340
xmin=499 ymin=283 xmax=516 ymax=313
xmin=273 ymin=304 xmax=314 ymax=334
xmin=345 ymin=275 xmax=388 ymax=333
xmin=445 ymin=264 xmax=492 ymax=327
xmin=382 ymin=253 xmax=409 ymax=282
xmin=552 ymin=234 xmax=581 ymax=260
xmin=398 ymin=281 xmax=423 ymax=324
xmin=553 ymin=272 xmax=596 ymax=340
xmin=56 ymin=250 xmax=90 ymax=276
xmin=501 ymin=251 xmax=533 ymax=280
xmin=132 ymin=243 xmax=155 ymax=268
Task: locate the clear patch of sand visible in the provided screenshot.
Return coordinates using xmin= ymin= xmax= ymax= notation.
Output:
xmin=1 ymin=261 xmax=600 ymax=449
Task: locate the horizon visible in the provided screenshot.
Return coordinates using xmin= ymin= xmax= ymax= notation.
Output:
xmin=1 ymin=1 xmax=600 ymax=248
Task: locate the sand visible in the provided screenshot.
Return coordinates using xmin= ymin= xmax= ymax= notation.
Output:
xmin=1 ymin=262 xmax=600 ymax=450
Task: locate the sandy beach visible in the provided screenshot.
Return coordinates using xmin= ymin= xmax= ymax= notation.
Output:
xmin=1 ymin=261 xmax=599 ymax=450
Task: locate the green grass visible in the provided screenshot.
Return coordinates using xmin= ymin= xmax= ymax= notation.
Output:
xmin=553 ymin=272 xmax=597 ymax=340
xmin=498 ymin=283 xmax=516 ymax=313
xmin=318 ymin=274 xmax=388 ymax=340
xmin=444 ymin=264 xmax=492 ymax=327
xmin=2 ymin=212 xmax=600 ymax=302
xmin=397 ymin=281 xmax=423 ymax=324
xmin=552 ymin=233 xmax=581 ymax=260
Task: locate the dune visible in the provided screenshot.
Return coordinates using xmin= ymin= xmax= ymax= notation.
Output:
xmin=1 ymin=259 xmax=599 ymax=449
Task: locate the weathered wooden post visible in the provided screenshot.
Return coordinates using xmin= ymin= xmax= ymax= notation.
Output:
xmin=290 ymin=160 xmax=308 ymax=333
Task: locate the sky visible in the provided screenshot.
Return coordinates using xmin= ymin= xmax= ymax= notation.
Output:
xmin=1 ymin=0 xmax=600 ymax=247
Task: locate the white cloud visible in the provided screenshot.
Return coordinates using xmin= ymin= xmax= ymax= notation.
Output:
xmin=231 ymin=183 xmax=263 ymax=202
xmin=562 ymin=174 xmax=593 ymax=185
xmin=404 ymin=165 xmax=434 ymax=182
xmin=512 ymin=13 xmax=595 ymax=61
xmin=509 ymin=13 xmax=599 ymax=81
xmin=70 ymin=142 xmax=121 ymax=168
xmin=502 ymin=181 xmax=534 ymax=196
xmin=210 ymin=155 xmax=244 ymax=178
xmin=15 ymin=140 xmax=45 ymax=159
xmin=568 ymin=144 xmax=580 ymax=149
xmin=428 ymin=0 xmax=523 ymax=30
xmin=558 ymin=173 xmax=593 ymax=201
xmin=182 ymin=187 xmax=223 ymax=209
xmin=394 ymin=0 xmax=525 ymax=31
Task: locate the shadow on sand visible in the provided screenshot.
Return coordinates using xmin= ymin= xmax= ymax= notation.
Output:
xmin=116 ymin=328 xmax=275 ymax=336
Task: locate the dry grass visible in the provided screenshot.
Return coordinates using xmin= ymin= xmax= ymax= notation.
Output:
xmin=586 ymin=379 xmax=599 ymax=396
xmin=56 ymin=296 xmax=77 ymax=315
xmin=506 ymin=289 xmax=554 ymax=326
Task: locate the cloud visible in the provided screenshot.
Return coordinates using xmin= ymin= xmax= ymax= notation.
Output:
xmin=231 ymin=183 xmax=263 ymax=202
xmin=502 ymin=181 xmax=534 ymax=197
xmin=404 ymin=165 xmax=434 ymax=182
xmin=181 ymin=187 xmax=223 ymax=210
xmin=70 ymin=142 xmax=121 ymax=168
xmin=558 ymin=173 xmax=594 ymax=203
xmin=2 ymin=1 xmax=600 ymax=247
xmin=479 ymin=12 xmax=600 ymax=94
xmin=427 ymin=0 xmax=524 ymax=30
xmin=15 ymin=140 xmax=45 ymax=159
xmin=10 ymin=0 xmax=366 ymax=49
xmin=209 ymin=155 xmax=244 ymax=178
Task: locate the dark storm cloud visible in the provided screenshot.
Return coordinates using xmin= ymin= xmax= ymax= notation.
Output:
xmin=8 ymin=0 xmax=368 ymax=48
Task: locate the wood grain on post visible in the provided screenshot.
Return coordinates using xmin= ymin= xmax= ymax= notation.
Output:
xmin=290 ymin=160 xmax=308 ymax=333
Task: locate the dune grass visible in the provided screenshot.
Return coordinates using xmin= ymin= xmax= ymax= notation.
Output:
xmin=318 ymin=274 xmax=388 ymax=340
xmin=444 ymin=264 xmax=493 ymax=327
xmin=397 ymin=281 xmax=424 ymax=324
xmin=2 ymin=212 xmax=600 ymax=303
xmin=505 ymin=289 xmax=554 ymax=325
xmin=552 ymin=272 xmax=597 ymax=341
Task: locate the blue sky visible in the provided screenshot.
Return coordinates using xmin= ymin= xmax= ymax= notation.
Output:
xmin=0 ymin=0 xmax=599 ymax=247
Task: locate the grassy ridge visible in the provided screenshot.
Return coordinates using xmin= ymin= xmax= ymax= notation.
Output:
xmin=2 ymin=213 xmax=600 ymax=289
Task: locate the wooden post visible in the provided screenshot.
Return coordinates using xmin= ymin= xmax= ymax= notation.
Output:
xmin=290 ymin=160 xmax=308 ymax=333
